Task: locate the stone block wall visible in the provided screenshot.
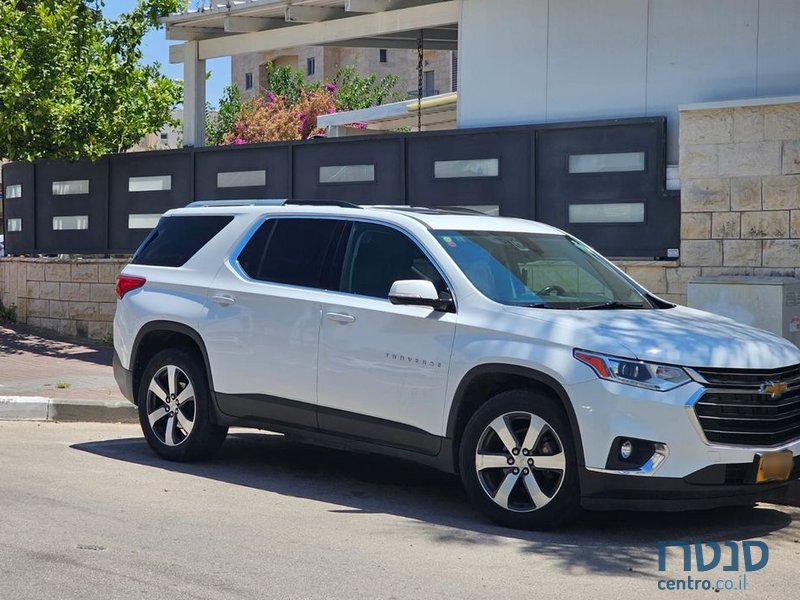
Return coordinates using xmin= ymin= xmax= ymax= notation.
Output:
xmin=618 ymin=98 xmax=800 ymax=306
xmin=0 ymin=258 xmax=127 ymax=340
xmin=677 ymin=100 xmax=800 ymax=283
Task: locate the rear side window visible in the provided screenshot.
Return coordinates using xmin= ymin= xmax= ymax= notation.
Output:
xmin=132 ymin=215 xmax=233 ymax=267
xmin=237 ymin=218 xmax=344 ymax=288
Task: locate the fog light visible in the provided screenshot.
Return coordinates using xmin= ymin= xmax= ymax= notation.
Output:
xmin=620 ymin=440 xmax=633 ymax=460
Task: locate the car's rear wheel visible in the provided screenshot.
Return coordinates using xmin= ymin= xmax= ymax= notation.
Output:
xmin=459 ymin=389 xmax=581 ymax=529
xmin=138 ymin=348 xmax=227 ymax=461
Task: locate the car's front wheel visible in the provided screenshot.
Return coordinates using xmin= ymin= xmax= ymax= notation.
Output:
xmin=138 ymin=348 xmax=228 ymax=461
xmin=459 ymin=389 xmax=581 ymax=529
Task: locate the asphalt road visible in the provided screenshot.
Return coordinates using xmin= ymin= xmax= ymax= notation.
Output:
xmin=1 ymin=422 xmax=799 ymax=600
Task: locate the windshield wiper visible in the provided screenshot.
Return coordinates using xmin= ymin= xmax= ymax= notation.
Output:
xmin=509 ymin=302 xmax=555 ymax=309
xmin=576 ymin=301 xmax=646 ymax=310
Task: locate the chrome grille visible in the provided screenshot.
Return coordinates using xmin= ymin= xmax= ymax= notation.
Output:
xmin=693 ymin=381 xmax=800 ymax=446
xmin=692 ymin=364 xmax=800 ymax=388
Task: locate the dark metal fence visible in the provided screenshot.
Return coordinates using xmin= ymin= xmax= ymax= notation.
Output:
xmin=1 ymin=117 xmax=680 ymax=258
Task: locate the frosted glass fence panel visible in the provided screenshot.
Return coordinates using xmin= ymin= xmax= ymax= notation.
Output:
xmin=53 ymin=215 xmax=89 ymax=230
xmin=52 ymin=180 xmax=89 ymax=195
xmin=128 ymin=214 xmax=162 ymax=229
xmin=319 ymin=165 xmax=375 ymax=183
xmin=128 ymin=175 xmax=172 ymax=192
xmin=568 ymin=202 xmax=645 ymax=224
xmin=217 ymin=170 xmax=267 ymax=188
xmin=568 ymin=152 xmax=645 ymax=173
xmin=434 ymin=158 xmax=499 ymax=179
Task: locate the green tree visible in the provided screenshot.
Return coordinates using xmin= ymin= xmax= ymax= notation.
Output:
xmin=205 ymin=84 xmax=241 ymax=147
xmin=0 ymin=0 xmax=185 ymax=161
xmin=330 ymin=65 xmax=403 ymax=111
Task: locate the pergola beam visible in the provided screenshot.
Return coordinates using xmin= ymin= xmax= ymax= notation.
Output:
xmin=224 ymin=16 xmax=285 ymax=33
xmin=344 ymin=0 xmax=438 ymax=12
xmin=284 ymin=6 xmax=346 ymax=23
xmin=199 ymin=1 xmax=459 ymax=59
xmin=322 ymin=38 xmax=456 ymax=50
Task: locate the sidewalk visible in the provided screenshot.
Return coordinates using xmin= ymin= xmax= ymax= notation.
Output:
xmin=0 ymin=323 xmax=136 ymax=423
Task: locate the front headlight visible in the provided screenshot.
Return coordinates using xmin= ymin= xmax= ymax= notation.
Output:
xmin=573 ymin=349 xmax=691 ymax=391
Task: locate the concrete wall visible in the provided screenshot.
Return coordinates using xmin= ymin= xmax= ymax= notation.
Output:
xmin=458 ymin=0 xmax=800 ymax=162
xmin=0 ymin=259 xmax=126 ymax=340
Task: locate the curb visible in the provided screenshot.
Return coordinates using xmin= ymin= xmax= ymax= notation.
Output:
xmin=0 ymin=396 xmax=137 ymax=423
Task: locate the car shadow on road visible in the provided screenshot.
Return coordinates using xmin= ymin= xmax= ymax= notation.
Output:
xmin=72 ymin=431 xmax=797 ymax=576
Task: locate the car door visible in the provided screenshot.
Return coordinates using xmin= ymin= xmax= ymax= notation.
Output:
xmin=201 ymin=216 xmax=345 ymax=428
xmin=317 ymin=220 xmax=457 ymax=454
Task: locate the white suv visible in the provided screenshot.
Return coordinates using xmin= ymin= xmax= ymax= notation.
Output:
xmin=113 ymin=200 xmax=800 ymax=529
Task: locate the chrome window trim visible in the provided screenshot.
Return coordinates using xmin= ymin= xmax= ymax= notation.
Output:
xmin=227 ymin=214 xmax=458 ymax=312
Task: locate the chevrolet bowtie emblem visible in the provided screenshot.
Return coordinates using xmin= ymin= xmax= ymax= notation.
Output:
xmin=760 ymin=380 xmax=789 ymax=399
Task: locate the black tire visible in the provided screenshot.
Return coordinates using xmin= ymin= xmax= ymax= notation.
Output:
xmin=137 ymin=348 xmax=228 ymax=461
xmin=458 ymin=389 xmax=581 ymax=530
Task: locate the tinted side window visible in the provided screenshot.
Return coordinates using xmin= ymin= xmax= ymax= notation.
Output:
xmin=341 ymin=222 xmax=446 ymax=299
xmin=132 ymin=215 xmax=233 ymax=267
xmin=238 ymin=218 xmax=343 ymax=288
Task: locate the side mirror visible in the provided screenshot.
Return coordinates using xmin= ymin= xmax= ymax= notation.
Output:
xmin=388 ymin=280 xmax=453 ymax=312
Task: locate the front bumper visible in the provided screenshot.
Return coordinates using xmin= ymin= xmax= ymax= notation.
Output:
xmin=113 ymin=350 xmax=136 ymax=405
xmin=566 ymin=377 xmax=800 ymax=509
xmin=566 ymin=378 xmax=800 ymax=477
xmin=580 ymin=458 xmax=799 ymax=511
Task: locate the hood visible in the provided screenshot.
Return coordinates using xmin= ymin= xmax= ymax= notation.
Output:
xmin=504 ymin=305 xmax=800 ymax=369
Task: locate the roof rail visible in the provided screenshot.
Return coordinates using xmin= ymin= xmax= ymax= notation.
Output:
xmin=185 ymin=199 xmax=362 ymax=209
xmin=186 ymin=199 xmax=286 ymax=208
xmin=284 ymin=199 xmax=362 ymax=208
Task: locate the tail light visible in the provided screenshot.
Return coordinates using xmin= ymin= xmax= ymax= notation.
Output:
xmin=116 ymin=275 xmax=146 ymax=299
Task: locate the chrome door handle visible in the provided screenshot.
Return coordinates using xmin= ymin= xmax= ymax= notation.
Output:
xmin=211 ymin=294 xmax=236 ymax=306
xmin=325 ymin=311 xmax=356 ymax=324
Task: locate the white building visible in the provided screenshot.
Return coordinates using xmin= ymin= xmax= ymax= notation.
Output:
xmin=163 ymin=0 xmax=800 ymax=163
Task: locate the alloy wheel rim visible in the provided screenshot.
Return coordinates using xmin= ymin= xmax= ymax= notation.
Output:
xmin=475 ymin=411 xmax=566 ymax=512
xmin=145 ymin=365 xmax=196 ymax=447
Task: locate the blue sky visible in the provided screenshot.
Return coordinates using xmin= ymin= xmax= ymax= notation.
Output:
xmin=103 ymin=1 xmax=231 ymax=107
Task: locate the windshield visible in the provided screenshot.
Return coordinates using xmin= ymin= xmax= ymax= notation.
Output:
xmin=433 ymin=230 xmax=657 ymax=309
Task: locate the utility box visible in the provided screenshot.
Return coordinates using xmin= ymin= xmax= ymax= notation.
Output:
xmin=688 ymin=277 xmax=800 ymax=347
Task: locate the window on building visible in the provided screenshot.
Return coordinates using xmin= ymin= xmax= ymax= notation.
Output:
xmin=424 ymin=70 xmax=435 ymax=97
xmin=245 ymin=72 xmax=253 ymax=90
xmin=7 ymin=218 xmax=22 ymax=232
xmin=160 ymin=133 xmax=169 ymax=141
xmin=306 ymin=57 xmax=316 ymax=76
xmin=379 ymin=49 xmax=388 ymax=63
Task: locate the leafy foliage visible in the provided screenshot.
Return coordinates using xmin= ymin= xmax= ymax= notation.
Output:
xmin=330 ymin=65 xmax=403 ymax=111
xmin=0 ymin=0 xmax=185 ymax=161
xmin=0 ymin=299 xmax=17 ymax=323
xmin=205 ymin=84 xmax=241 ymax=147
xmin=223 ymin=90 xmax=333 ymax=145
xmin=211 ymin=62 xmax=403 ymax=145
